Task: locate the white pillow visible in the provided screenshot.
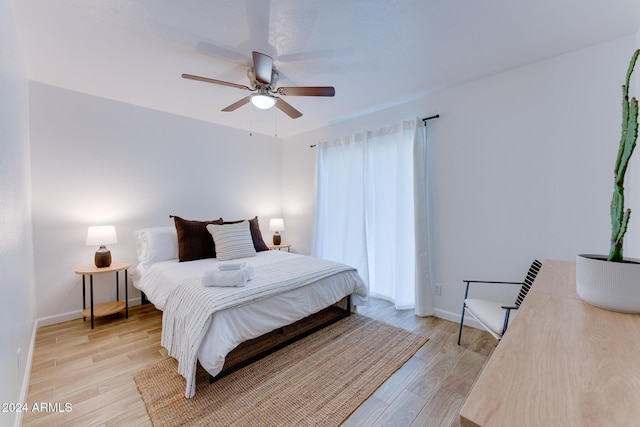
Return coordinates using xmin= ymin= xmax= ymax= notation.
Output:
xmin=206 ymin=221 xmax=257 ymax=261
xmin=134 ymin=227 xmax=179 ymax=267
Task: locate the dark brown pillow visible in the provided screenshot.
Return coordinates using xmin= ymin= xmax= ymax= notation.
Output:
xmin=223 ymin=216 xmax=270 ymax=252
xmin=171 ymin=215 xmax=223 ymax=262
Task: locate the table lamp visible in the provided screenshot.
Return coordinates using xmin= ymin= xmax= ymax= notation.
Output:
xmin=86 ymin=225 xmax=117 ymax=267
xmin=269 ymin=218 xmax=284 ymax=245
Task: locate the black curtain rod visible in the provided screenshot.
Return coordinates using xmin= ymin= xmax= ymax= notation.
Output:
xmin=422 ymin=114 xmax=440 ymax=122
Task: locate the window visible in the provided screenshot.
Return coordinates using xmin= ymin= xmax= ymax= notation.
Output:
xmin=315 ymin=119 xmax=434 ymax=314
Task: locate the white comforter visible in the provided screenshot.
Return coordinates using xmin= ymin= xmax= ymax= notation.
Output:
xmin=133 ymin=251 xmax=368 ymax=397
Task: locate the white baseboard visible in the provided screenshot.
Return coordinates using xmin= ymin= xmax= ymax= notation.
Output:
xmin=36 ymin=297 xmax=143 ymax=327
xmin=36 ymin=309 xmax=83 ymax=327
xmin=434 ymin=307 xmax=483 ymax=331
xmin=14 ymin=321 xmax=37 ymax=427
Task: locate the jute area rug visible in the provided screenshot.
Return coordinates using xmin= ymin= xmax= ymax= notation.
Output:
xmin=134 ymin=314 xmax=428 ymax=426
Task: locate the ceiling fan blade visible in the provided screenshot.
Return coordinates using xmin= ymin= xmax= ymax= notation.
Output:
xmin=275 ymin=98 xmax=302 ymax=119
xmin=246 ymin=0 xmax=272 ymax=54
xmin=182 ymin=73 xmax=252 ymax=91
xmin=277 ymin=86 xmax=335 ymax=97
xmin=221 ymin=96 xmax=251 ymax=112
xmin=252 ymin=51 xmax=274 ymax=85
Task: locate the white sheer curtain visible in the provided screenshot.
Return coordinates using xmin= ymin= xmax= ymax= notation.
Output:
xmin=314 ymin=119 xmax=434 ymax=315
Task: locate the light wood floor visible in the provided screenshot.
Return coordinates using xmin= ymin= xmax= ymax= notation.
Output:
xmin=23 ymin=298 xmax=496 ymax=427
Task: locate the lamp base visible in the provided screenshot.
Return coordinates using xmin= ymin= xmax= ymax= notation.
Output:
xmin=95 ymin=245 xmax=112 ymax=268
xmin=272 ymin=233 xmax=281 ymax=245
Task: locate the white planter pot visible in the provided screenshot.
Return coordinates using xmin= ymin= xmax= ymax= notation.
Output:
xmin=576 ymin=254 xmax=640 ymax=313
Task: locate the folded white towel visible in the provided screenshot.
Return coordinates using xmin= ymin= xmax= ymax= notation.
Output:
xmin=202 ymin=269 xmax=247 ymax=287
xmin=218 ymin=262 xmax=246 ymax=271
xmin=202 ymin=266 xmax=255 ymax=287
xmin=244 ymin=265 xmax=254 ymax=281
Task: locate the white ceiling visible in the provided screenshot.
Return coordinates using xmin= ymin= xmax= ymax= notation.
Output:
xmin=15 ymin=0 xmax=640 ymax=138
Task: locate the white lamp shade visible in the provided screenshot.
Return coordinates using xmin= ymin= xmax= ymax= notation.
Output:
xmin=86 ymin=225 xmax=118 ymax=246
xmin=251 ymin=94 xmax=276 ymax=109
xmin=269 ymin=218 xmax=285 ymax=232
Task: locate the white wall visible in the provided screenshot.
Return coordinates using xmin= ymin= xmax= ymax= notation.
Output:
xmin=29 ymin=83 xmax=282 ymax=323
xmin=281 ymin=139 xmax=318 ymax=255
xmin=282 ymin=35 xmax=639 ymax=321
xmin=0 ymin=0 xmax=36 ymax=425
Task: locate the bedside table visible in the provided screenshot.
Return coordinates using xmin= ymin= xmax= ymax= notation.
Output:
xmin=74 ymin=261 xmax=131 ymax=329
xmin=267 ymin=243 xmax=291 ymax=252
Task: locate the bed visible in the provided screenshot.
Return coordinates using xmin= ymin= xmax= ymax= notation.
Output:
xmin=132 ymin=218 xmax=368 ymax=398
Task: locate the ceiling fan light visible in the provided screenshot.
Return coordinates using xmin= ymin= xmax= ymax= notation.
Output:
xmin=251 ymin=94 xmax=276 ymax=109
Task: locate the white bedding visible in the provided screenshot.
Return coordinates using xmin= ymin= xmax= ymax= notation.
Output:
xmin=133 ymin=250 xmax=368 ymax=395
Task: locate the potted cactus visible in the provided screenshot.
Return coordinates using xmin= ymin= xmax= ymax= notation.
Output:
xmin=576 ymin=49 xmax=640 ymax=313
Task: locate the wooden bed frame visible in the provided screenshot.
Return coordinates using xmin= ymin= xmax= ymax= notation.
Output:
xmin=211 ymin=295 xmax=351 ymax=382
xmin=141 ymin=292 xmax=352 ymax=382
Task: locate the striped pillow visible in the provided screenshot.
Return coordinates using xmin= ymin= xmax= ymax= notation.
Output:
xmin=206 ymin=221 xmax=257 ymax=261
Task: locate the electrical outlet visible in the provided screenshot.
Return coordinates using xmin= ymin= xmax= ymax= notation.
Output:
xmin=434 ymin=283 xmax=442 ymax=296
xmin=17 ymin=348 xmax=20 ymax=370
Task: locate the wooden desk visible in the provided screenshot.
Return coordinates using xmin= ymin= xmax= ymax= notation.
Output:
xmin=459 ymin=259 xmax=640 ymax=426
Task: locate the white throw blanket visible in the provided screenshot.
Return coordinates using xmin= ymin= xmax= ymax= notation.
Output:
xmin=161 ymin=256 xmax=357 ymax=398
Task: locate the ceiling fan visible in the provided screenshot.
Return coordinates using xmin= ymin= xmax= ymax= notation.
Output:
xmin=182 ymin=51 xmax=335 ymax=119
